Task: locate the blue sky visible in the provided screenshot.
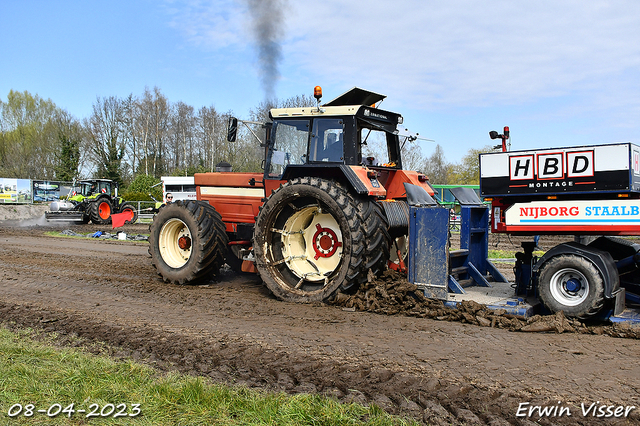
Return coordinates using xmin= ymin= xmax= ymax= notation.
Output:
xmin=1 ymin=0 xmax=639 ymax=164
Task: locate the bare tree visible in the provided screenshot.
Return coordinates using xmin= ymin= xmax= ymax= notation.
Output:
xmin=170 ymin=101 xmax=195 ymax=173
xmin=422 ymin=144 xmax=453 ymax=184
xmin=197 ymin=105 xmax=219 ymax=172
xmin=86 ymin=96 xmax=125 ymax=184
xmin=120 ymin=94 xmax=137 ymax=182
xmin=400 ymin=137 xmax=427 ymax=172
xmin=135 ymin=87 xmax=170 ymax=177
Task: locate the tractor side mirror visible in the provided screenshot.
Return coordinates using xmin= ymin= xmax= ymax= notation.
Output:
xmin=227 ymin=117 xmax=238 ymax=142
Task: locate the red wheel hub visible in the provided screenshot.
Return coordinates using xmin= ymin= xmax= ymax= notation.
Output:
xmin=99 ymin=202 xmax=111 ymax=219
xmin=312 ymin=223 xmax=341 ymax=260
xmin=178 ymin=235 xmax=191 ymax=250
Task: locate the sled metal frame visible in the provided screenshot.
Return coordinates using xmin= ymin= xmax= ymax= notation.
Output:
xmin=408 ymin=188 xmax=640 ymax=324
xmin=408 ymin=200 xmax=539 ymax=316
xmin=44 ymin=211 xmax=85 ymax=222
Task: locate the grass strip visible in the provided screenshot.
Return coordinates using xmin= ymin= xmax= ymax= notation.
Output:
xmin=0 ymin=326 xmax=417 ymax=425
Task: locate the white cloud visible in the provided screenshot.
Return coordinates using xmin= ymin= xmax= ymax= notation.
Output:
xmin=161 ymin=0 xmax=640 ymax=155
xmin=162 ymin=0 xmax=251 ymax=50
xmin=284 ymin=0 xmax=640 ymax=112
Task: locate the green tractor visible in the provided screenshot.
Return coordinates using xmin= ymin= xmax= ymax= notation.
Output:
xmin=46 ymin=179 xmax=138 ymax=225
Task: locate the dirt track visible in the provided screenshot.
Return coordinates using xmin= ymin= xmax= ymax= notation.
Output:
xmin=1 ymin=220 xmax=639 ymax=425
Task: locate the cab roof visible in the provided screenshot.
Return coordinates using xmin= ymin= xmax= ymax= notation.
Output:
xmin=323 ymin=87 xmax=386 ymax=107
xmin=78 ymin=179 xmax=114 ymax=183
xmin=269 ymin=87 xmax=392 ymax=119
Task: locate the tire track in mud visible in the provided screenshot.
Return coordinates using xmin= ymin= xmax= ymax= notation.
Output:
xmin=1 ymin=226 xmax=639 ymax=425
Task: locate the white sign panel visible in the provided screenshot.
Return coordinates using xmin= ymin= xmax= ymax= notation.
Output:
xmin=506 ymin=200 xmax=640 ymax=226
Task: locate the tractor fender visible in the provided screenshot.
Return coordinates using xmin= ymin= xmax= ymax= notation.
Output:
xmin=92 ymin=194 xmax=111 ymax=203
xmin=382 ymin=169 xmax=434 ymax=199
xmin=533 ymin=242 xmax=620 ymax=299
xmin=281 ymin=165 xmax=386 ymax=197
xmin=281 ymin=166 xmax=433 ymax=199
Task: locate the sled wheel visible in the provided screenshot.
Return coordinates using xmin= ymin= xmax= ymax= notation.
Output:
xmin=90 ymin=198 xmax=113 ymax=224
xmin=253 ymin=177 xmax=366 ymax=303
xmin=119 ymin=203 xmax=138 ymax=224
xmin=538 ymin=255 xmax=605 ymax=318
xmin=148 ymin=200 xmax=228 ymax=285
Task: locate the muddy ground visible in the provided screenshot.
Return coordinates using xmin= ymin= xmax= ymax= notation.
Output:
xmin=0 ymin=213 xmax=639 ymax=425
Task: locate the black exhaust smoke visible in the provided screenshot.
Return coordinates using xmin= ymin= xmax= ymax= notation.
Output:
xmin=245 ymin=0 xmax=287 ymax=101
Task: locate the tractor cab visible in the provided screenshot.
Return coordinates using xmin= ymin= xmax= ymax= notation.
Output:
xmin=77 ymin=179 xmax=116 ymax=197
xmin=265 ymin=87 xmax=404 ymax=181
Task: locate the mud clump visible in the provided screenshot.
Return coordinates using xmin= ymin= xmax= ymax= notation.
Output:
xmin=331 ymin=270 xmax=640 ymax=339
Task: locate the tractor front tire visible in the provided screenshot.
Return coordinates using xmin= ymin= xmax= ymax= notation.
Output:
xmin=537 ymin=254 xmax=605 ymax=318
xmin=90 ymin=198 xmax=113 ymax=224
xmin=253 ymin=177 xmax=367 ymax=303
xmin=149 ymin=200 xmax=228 ymax=285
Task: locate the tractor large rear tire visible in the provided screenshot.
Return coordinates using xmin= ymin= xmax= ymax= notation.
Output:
xmin=360 ymin=201 xmax=391 ymax=277
xmin=90 ymin=197 xmax=113 ymax=224
xmin=149 ymin=200 xmax=228 ymax=285
xmin=253 ymin=177 xmax=367 ymax=303
xmin=537 ymin=254 xmax=605 ymax=318
xmin=338 ymin=199 xmax=392 ymax=293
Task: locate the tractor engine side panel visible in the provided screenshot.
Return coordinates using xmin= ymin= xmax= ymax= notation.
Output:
xmin=378 ymin=169 xmax=434 ymax=200
xmin=195 ymin=172 xmax=265 ymax=233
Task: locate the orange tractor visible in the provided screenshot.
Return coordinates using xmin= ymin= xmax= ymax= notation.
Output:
xmin=149 ymin=87 xmax=434 ymax=302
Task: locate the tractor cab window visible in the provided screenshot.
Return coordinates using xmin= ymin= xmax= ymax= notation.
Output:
xmin=360 ymin=127 xmax=399 ymax=168
xmin=269 ymin=119 xmax=309 ymax=177
xmin=309 ymin=118 xmax=344 ymax=163
xmin=97 ymin=181 xmax=112 ymax=195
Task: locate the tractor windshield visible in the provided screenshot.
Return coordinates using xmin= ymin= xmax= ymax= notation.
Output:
xmin=268 ymin=120 xmax=309 ymax=177
xmin=78 ymin=182 xmax=93 ymax=196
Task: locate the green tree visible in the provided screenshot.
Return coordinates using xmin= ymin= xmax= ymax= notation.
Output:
xmin=0 ymin=90 xmax=59 ymax=178
xmin=122 ymin=173 xmax=162 ymax=201
xmin=451 ymin=145 xmax=494 ymax=185
xmin=53 ymin=111 xmax=83 ymax=181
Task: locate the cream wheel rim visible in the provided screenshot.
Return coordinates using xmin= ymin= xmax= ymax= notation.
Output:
xmin=280 ymin=206 xmax=343 ymax=282
xmin=159 ymin=218 xmax=192 ymax=268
